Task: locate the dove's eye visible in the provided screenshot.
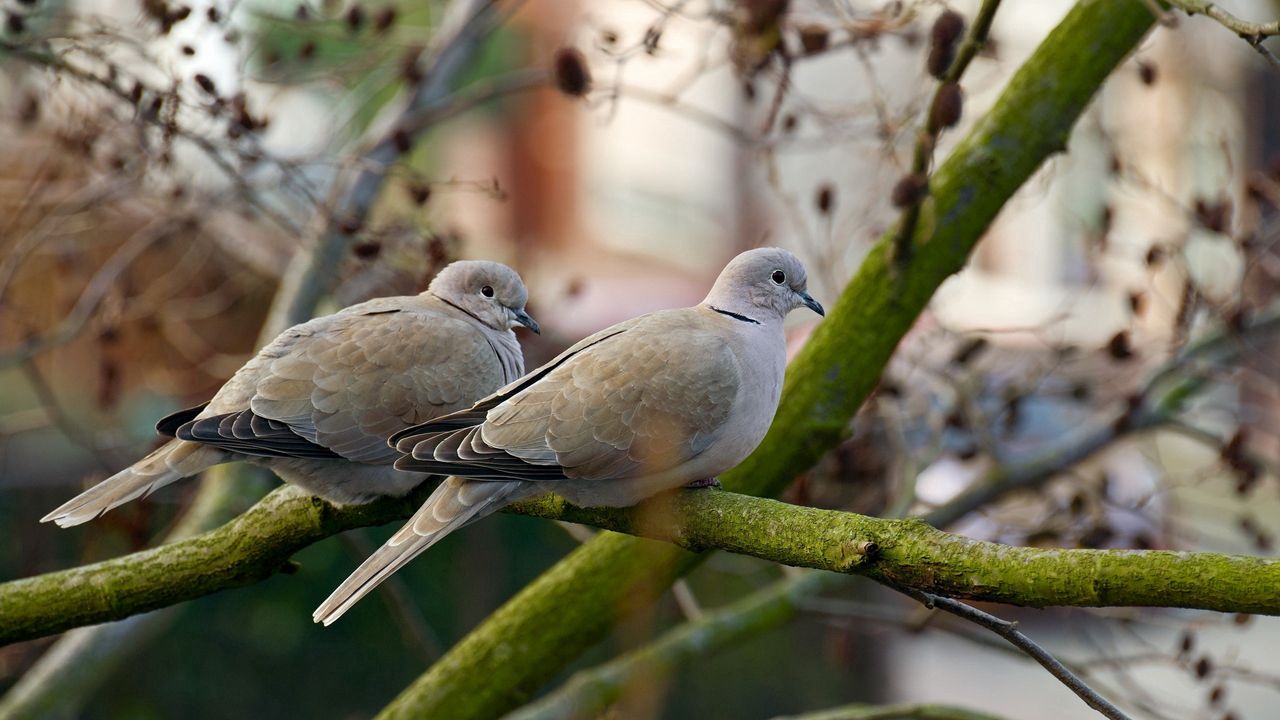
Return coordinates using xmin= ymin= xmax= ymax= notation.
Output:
xmin=770 ymin=270 xmax=786 ymax=285
xmin=481 ymin=286 xmax=495 ymax=298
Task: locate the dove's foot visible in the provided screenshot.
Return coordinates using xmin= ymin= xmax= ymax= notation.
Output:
xmin=685 ymin=477 xmax=721 ymax=489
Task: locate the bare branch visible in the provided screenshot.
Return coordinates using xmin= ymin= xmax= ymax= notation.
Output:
xmin=901 ymin=590 xmax=1130 ymax=720
xmin=1164 ymin=0 xmax=1280 ymax=67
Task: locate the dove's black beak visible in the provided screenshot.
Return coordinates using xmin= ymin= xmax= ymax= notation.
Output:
xmin=513 ymin=308 xmax=541 ymax=334
xmin=799 ymin=292 xmax=825 ymax=317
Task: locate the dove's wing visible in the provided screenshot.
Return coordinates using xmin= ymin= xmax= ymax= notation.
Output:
xmin=396 ymin=309 xmax=741 ymax=482
xmin=177 ymin=301 xmax=513 ymax=465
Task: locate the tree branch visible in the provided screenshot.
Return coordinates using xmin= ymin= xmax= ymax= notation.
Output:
xmin=892 ymin=0 xmax=1003 ymax=265
xmin=506 ymin=571 xmax=830 ymax=720
xmin=1163 ymin=0 xmax=1280 ymax=67
xmin=900 ymin=590 xmax=1130 ymax=720
xmin=4 ymin=483 xmax=1279 ymax=647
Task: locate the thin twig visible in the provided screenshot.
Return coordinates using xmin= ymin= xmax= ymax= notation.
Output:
xmin=902 ymin=590 xmax=1132 ymax=720
xmin=892 ymin=0 xmax=1003 ymax=266
xmin=1164 ymin=0 xmax=1280 ymax=67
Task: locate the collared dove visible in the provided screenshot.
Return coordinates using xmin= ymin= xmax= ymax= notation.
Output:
xmin=313 ymin=247 xmax=823 ymax=625
xmin=41 ymin=261 xmax=538 ymax=528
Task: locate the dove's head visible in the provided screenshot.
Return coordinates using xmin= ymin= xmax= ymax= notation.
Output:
xmin=703 ymin=247 xmax=824 ymax=322
xmin=428 ymin=260 xmax=540 ymax=334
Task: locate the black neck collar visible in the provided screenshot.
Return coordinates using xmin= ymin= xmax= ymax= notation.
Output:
xmin=709 ymin=306 xmax=760 ymax=325
xmin=434 ymin=293 xmax=492 ymax=328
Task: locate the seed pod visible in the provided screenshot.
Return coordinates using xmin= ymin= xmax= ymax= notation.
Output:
xmin=193 ymin=73 xmax=216 ymax=95
xmin=373 ymin=6 xmax=396 ymax=33
xmin=407 ymin=183 xmax=431 ymax=206
xmin=352 ymin=241 xmax=381 ymax=259
xmin=931 ymin=10 xmax=965 ymax=49
xmin=950 ymin=336 xmax=988 ymax=366
xmin=931 ymin=81 xmax=962 ymax=128
xmin=1137 ymin=60 xmax=1157 ymax=86
xmin=890 ymin=174 xmax=929 ymax=208
xmin=1106 ymin=331 xmax=1135 ymax=361
xmin=391 ymin=127 xmax=412 ymax=155
xmin=926 ymin=43 xmax=954 ymax=79
xmin=400 ymin=46 xmax=424 ymax=84
xmin=815 ymin=184 xmax=835 ymax=214
xmin=798 ymin=25 xmax=829 ymax=55
xmin=345 ymin=4 xmax=365 ymax=32
xmin=337 ymin=215 xmax=363 ymax=235
xmin=553 ymin=47 xmax=591 ymax=97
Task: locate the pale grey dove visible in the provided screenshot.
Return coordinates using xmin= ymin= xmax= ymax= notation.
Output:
xmin=312 ymin=247 xmax=823 ymax=625
xmin=41 ymin=261 xmax=537 ymax=528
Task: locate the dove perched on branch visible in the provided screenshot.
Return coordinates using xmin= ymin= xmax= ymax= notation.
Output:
xmin=313 ymin=247 xmax=823 ymax=625
xmin=42 ymin=261 xmax=538 ymax=528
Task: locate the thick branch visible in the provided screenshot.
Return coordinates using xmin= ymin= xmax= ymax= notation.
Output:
xmin=4 ymin=485 xmax=1278 ymax=646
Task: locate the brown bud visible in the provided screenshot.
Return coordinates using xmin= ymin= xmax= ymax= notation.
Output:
xmin=193 ymin=73 xmax=216 ymax=95
xmin=207 ymin=6 xmax=221 ymax=22
xmin=890 ymin=174 xmax=929 ymax=208
xmin=407 ymin=183 xmax=431 ymax=206
xmin=553 ymin=47 xmax=592 ymax=97
xmin=337 ymin=215 xmax=363 ymax=235
xmin=400 ymin=46 xmax=424 ymax=84
xmin=1106 ymin=331 xmax=1135 ymax=361
xmin=1194 ymin=655 xmax=1212 ymax=679
xmin=1179 ymin=631 xmax=1195 ymax=655
xmin=1194 ymin=197 xmax=1231 ymax=233
xmin=798 ymin=25 xmax=829 ymax=55
xmin=1144 ymin=244 xmax=1166 ymax=267
xmin=815 ymin=184 xmax=835 ymax=214
xmin=180 ymin=44 xmax=195 ymax=56
xmin=950 ymin=337 xmax=988 ymax=366
xmin=931 ymin=81 xmax=962 ymax=128
xmin=373 ymin=6 xmax=396 ymax=33
xmin=1127 ymin=291 xmax=1145 ymax=316
xmin=926 ymin=43 xmax=954 ymax=79
xmin=17 ymin=93 xmax=38 ymax=125
xmin=1137 ymin=60 xmax=1157 ymax=86
xmin=345 ymin=4 xmax=366 ymax=32
xmin=391 ymin=127 xmax=412 ymax=154
xmin=6 ymin=12 xmax=26 ymax=34
xmin=931 ymin=10 xmax=965 ymax=49
xmin=352 ymin=241 xmax=381 ymax=259
xmin=299 ymin=40 xmax=316 ymax=60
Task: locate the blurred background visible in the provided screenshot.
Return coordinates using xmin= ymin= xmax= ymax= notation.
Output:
xmin=1 ymin=0 xmax=1279 ymax=718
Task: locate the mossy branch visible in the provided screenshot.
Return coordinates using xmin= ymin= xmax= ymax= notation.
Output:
xmin=4 ymin=483 xmax=1278 ymax=647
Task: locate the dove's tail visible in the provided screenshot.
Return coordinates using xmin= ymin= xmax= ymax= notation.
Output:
xmin=41 ymin=440 xmax=222 ymax=528
xmin=313 ymin=477 xmax=534 ymax=626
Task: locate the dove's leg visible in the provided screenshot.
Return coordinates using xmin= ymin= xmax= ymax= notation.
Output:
xmin=684 ymin=477 xmax=721 ymax=489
